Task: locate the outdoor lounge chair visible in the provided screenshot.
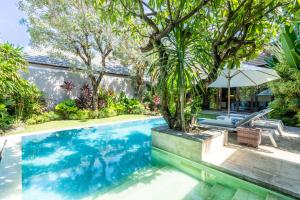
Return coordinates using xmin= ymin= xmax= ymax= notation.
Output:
xmin=198 ymin=109 xmax=281 ymax=147
xmin=215 ymin=109 xmax=285 ymax=136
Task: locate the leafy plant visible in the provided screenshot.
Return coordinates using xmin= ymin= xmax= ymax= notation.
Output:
xmin=268 ymin=23 xmax=300 ymax=127
xmin=126 ymin=99 xmax=145 ymax=114
xmin=112 ymin=103 xmax=126 ymax=115
xmin=60 ymin=81 xmax=74 ymax=96
xmin=0 ymin=43 xmax=44 ymax=126
xmin=26 ymin=111 xmax=61 ymax=125
xmin=0 ymin=103 xmax=14 ymax=131
xmin=99 ymin=88 xmax=117 ymax=108
xmin=99 ymin=107 xmax=117 ymax=118
xmin=76 ymin=83 xmax=92 ymax=109
xmin=55 ymin=100 xmax=78 ymax=119
xmin=69 ymin=110 xmax=91 ymax=120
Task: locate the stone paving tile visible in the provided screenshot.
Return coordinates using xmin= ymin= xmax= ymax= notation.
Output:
xmin=204 ymin=145 xmax=300 ymax=198
xmin=0 ymin=138 xmax=22 ymax=200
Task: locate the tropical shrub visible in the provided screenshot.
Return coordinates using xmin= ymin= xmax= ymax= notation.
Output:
xmin=117 ymin=92 xmax=145 ymax=114
xmin=88 ymin=110 xmax=99 ymax=119
xmin=76 ymin=83 xmax=92 ymax=109
xmin=98 ymin=88 xmax=117 ymax=108
xmin=112 ymin=103 xmax=126 ymax=115
xmin=126 ymin=99 xmax=145 ymax=114
xmin=26 ymin=111 xmax=61 ymax=125
xmin=60 ymin=80 xmax=74 ymax=96
xmin=55 ymin=100 xmax=78 ymax=119
xmin=268 ymin=23 xmax=300 ymax=127
xmin=0 ymin=103 xmax=14 ymax=130
xmin=69 ymin=110 xmax=91 ymax=120
xmin=99 ymin=107 xmax=118 ymax=118
xmin=0 ymin=43 xmax=44 ymax=130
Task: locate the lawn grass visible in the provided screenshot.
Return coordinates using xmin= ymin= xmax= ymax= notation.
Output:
xmin=5 ymin=112 xmax=216 ymax=136
xmin=198 ymin=113 xmax=218 ymax=119
xmin=6 ymin=115 xmax=152 ymax=135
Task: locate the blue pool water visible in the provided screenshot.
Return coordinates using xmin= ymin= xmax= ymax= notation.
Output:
xmin=22 ymin=118 xmax=166 ymax=200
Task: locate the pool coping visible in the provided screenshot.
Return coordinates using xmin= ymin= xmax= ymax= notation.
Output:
xmin=0 ymin=116 xmax=162 ymax=140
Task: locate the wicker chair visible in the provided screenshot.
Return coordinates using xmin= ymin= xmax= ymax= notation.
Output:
xmin=237 ymin=127 xmax=261 ymax=148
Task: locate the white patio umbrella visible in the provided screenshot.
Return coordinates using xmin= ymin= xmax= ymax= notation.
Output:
xmin=209 ymin=64 xmax=280 ymax=117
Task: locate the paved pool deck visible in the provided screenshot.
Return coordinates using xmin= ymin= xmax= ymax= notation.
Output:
xmin=0 ymin=137 xmax=21 ymax=200
xmin=203 ymin=126 xmax=300 ymax=198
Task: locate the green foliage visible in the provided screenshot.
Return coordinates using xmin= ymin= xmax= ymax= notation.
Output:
xmin=149 ymin=23 xmax=202 ymax=130
xmin=26 ymin=111 xmax=61 ymax=125
xmin=0 ymin=43 xmax=28 ymax=94
xmin=0 ymin=43 xmax=44 ymax=131
xmin=268 ymin=23 xmax=300 ymax=126
xmin=190 ymin=96 xmax=202 ymax=115
xmin=98 ymin=88 xmax=117 ymax=108
xmin=111 ymin=0 xmax=290 ymax=131
xmin=88 ymin=110 xmax=100 ymax=119
xmin=0 ymin=103 xmax=14 ymax=130
xmin=280 ymin=25 xmax=300 ymax=69
xmin=55 ymin=100 xmax=78 ymax=119
xmin=117 ymin=92 xmax=145 ymax=114
xmin=99 ymin=107 xmax=118 ymax=118
xmin=69 ymin=110 xmax=91 ymax=120
xmin=126 ymin=99 xmax=145 ymax=114
xmin=111 ymin=103 xmax=126 ymax=115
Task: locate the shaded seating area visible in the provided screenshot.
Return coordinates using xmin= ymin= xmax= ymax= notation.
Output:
xmin=198 ymin=108 xmax=283 ymax=147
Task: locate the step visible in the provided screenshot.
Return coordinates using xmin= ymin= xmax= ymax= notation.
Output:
xmin=182 ymin=180 xmax=212 ymax=200
xmin=232 ymin=189 xmax=264 ymax=200
xmin=206 ymin=183 xmax=236 ymax=200
xmin=265 ymin=193 xmax=281 ymax=200
xmin=91 ymin=166 xmax=211 ymax=200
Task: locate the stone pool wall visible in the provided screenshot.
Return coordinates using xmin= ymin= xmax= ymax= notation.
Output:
xmin=151 ymin=127 xmax=227 ymax=163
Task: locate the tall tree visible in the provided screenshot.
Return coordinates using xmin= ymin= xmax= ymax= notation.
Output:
xmin=20 ymin=0 xmax=117 ymax=110
xmin=192 ymin=0 xmax=287 ymax=108
xmin=112 ymin=0 xmax=211 ymax=129
xmin=109 ymin=0 xmax=288 ymax=131
xmin=113 ymin=33 xmax=151 ymax=100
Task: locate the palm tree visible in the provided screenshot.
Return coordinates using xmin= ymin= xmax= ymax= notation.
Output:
xmin=150 ymin=24 xmax=202 ymax=131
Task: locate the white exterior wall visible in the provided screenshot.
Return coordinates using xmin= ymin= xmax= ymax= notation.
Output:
xmin=22 ymin=64 xmax=134 ymax=108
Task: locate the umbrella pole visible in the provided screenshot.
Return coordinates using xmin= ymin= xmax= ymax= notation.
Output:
xmin=227 ymin=71 xmax=231 ymax=118
xmin=227 ymin=78 xmax=231 ymax=118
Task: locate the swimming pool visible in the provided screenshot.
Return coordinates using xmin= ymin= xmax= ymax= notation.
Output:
xmin=21 ymin=118 xmax=293 ymax=200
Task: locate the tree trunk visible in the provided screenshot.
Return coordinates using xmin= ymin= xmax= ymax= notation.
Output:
xmin=91 ymin=81 xmax=99 ymax=111
xmin=202 ymin=84 xmax=211 ymax=109
xmin=136 ymin=68 xmax=144 ymax=100
xmin=179 ymin=84 xmax=186 ymax=131
xmin=155 ymin=41 xmax=175 ymax=129
xmin=90 ymin=72 xmax=104 ymax=111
